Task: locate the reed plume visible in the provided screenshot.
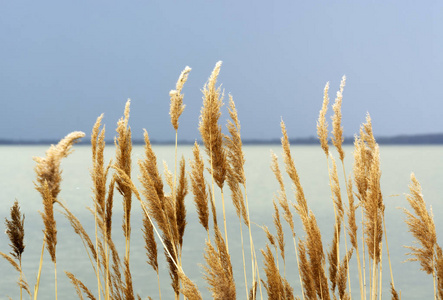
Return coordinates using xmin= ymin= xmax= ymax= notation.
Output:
xmin=199 ymin=61 xmax=227 ymax=189
xmin=390 ymin=282 xmax=400 ymax=300
xmin=176 ymin=156 xmax=188 ymax=251
xmin=404 ymin=173 xmax=438 ymax=273
xmin=203 ymin=224 xmax=236 ymax=299
xmin=189 ymin=142 xmax=210 ymax=232
xmin=137 ymin=130 xmax=184 ymax=299
xmin=317 ymin=81 xmax=330 ymax=156
xmin=327 ymin=221 xmax=340 ymax=293
xmin=225 ymin=94 xmax=246 ymax=185
xmin=91 ymin=113 xmax=113 ymax=300
xmin=224 ymin=93 xmax=260 ymax=298
xmin=4 ymin=200 xmax=25 ymax=262
xmin=114 ymin=99 xmax=133 ymax=260
xmin=142 ymin=211 xmax=160 ymax=299
xmin=271 ymin=152 xmax=294 ymax=236
xmin=337 ymin=250 xmax=353 ymax=300
xmin=436 ymin=247 xmax=443 ymax=300
xmin=169 ymin=66 xmax=191 ymax=131
xmin=143 ymin=208 xmax=158 ymax=273
xmin=65 ymin=271 xmax=97 ymax=300
xmin=34 ymin=131 xmax=85 ymax=200
xmin=169 ymin=68 xmax=191 ymax=291
xmin=307 ymin=213 xmax=330 ymax=300
xmin=138 ymin=131 xmax=175 ymax=244
xmin=261 ymin=243 xmax=293 ymax=299
xmin=249 ymin=282 xmax=258 ymax=300
xmin=199 ymin=61 xmax=230 ymax=254
xmin=280 ymin=120 xmax=308 ymax=219
xmin=298 ymin=240 xmax=316 ymax=300
xmin=34 ymin=131 xmax=84 ymax=300
xmin=225 ymin=132 xmax=248 ymax=225
xmin=178 ymin=269 xmax=203 ymax=300
xmin=363 ymin=144 xmax=383 ymax=264
xmin=273 ymin=200 xmax=286 ymax=272
xmin=404 ymin=173 xmax=443 ymax=299
xmin=346 ymin=177 xmax=358 ymax=251
xmin=346 ymin=174 xmax=365 ymax=299
xmin=1 ymin=200 xmax=29 ymax=299
xmin=331 ymin=75 xmax=346 ymax=162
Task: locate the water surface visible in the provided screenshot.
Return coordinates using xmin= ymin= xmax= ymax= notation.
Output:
xmin=0 ymin=145 xmax=441 ymax=299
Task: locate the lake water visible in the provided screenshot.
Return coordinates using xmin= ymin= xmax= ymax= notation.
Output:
xmin=0 ymin=145 xmax=441 ymax=299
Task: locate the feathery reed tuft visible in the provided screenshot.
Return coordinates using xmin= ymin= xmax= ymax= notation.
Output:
xmin=178 ymin=269 xmax=203 ymax=300
xmin=280 ymin=120 xmax=308 ymax=218
xmin=34 ymin=131 xmax=85 ymax=200
xmin=273 ymin=200 xmax=286 ymax=267
xmin=317 ymin=81 xmax=330 ymax=156
xmin=176 ymin=156 xmax=188 ymax=250
xmin=203 ymin=225 xmax=236 ymax=299
xmin=65 ymin=271 xmax=97 ymax=300
xmin=169 ymin=66 xmax=191 ymax=131
xmin=198 ymin=61 xmax=227 ymax=189
xmin=404 ymin=173 xmax=439 ymax=274
xmin=142 ymin=212 xmax=158 ymax=273
xmin=225 ymin=94 xmax=246 ymax=185
xmin=114 ymin=99 xmax=133 ymax=244
xmin=5 ymin=200 xmax=25 ymax=261
xmin=331 ymin=75 xmax=346 ymax=162
xmin=190 ymin=142 xmax=210 ymax=232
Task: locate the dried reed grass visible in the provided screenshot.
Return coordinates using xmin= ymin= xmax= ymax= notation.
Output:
xmin=2 ymin=62 xmax=442 ymax=300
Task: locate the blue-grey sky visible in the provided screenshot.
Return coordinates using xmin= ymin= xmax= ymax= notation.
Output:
xmin=1 ymin=1 xmax=442 ymax=142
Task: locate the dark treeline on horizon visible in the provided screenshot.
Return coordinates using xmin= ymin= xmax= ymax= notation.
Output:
xmin=2 ymin=133 xmax=443 ymax=146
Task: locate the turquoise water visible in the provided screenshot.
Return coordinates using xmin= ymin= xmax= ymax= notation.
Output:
xmin=0 ymin=145 xmax=441 ymax=299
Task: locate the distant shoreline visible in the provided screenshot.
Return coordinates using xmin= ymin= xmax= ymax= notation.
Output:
xmin=2 ymin=133 xmax=443 ymax=146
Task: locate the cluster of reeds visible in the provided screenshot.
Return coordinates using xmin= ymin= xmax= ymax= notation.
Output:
xmin=1 ymin=62 xmax=442 ymax=300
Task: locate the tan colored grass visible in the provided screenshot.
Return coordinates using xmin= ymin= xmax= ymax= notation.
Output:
xmin=65 ymin=271 xmax=97 ymax=300
xmin=337 ymin=249 xmax=353 ymax=300
xmin=4 ymin=200 xmax=25 ymax=261
xmin=317 ymin=81 xmax=330 ymax=156
xmin=261 ymin=243 xmax=294 ymax=299
xmin=169 ymin=66 xmax=191 ymax=131
xmin=271 ymin=152 xmax=295 ymax=236
xmin=189 ymin=142 xmax=210 ymax=232
xmin=114 ymin=100 xmax=133 ymax=254
xmin=10 ymin=64 xmax=443 ymax=300
xmin=176 ymin=156 xmax=188 ymax=251
xmin=225 ymin=94 xmax=246 ymax=185
xmin=33 ymin=130 xmax=85 ymax=297
xmin=404 ymin=173 xmax=438 ymax=273
xmin=280 ymin=120 xmax=308 ymax=219
xmin=203 ymin=225 xmax=236 ymax=299
xmin=178 ymin=269 xmax=202 ymax=300
xmin=199 ymin=61 xmax=227 ymax=190
xmin=331 ymin=75 xmax=346 ymax=162
xmin=34 ymin=131 xmax=85 ymax=200
xmin=273 ymin=201 xmax=286 ymax=272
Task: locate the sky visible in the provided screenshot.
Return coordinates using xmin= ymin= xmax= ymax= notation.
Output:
xmin=1 ymin=1 xmax=442 ymax=142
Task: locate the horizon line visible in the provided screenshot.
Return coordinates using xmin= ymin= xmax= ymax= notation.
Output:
xmin=1 ymin=132 xmax=443 ymax=146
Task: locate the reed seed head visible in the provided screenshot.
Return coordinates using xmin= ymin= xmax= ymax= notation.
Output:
xmin=170 ymin=66 xmax=191 ymax=131
xmin=404 ymin=173 xmax=438 ymax=274
xmin=199 ymin=61 xmax=227 ymax=189
xmin=190 ymin=142 xmax=210 ymax=231
xmin=331 ymin=76 xmax=346 ymax=162
xmin=317 ymin=81 xmax=330 ymax=156
xmin=5 ymin=200 xmax=25 ymax=261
